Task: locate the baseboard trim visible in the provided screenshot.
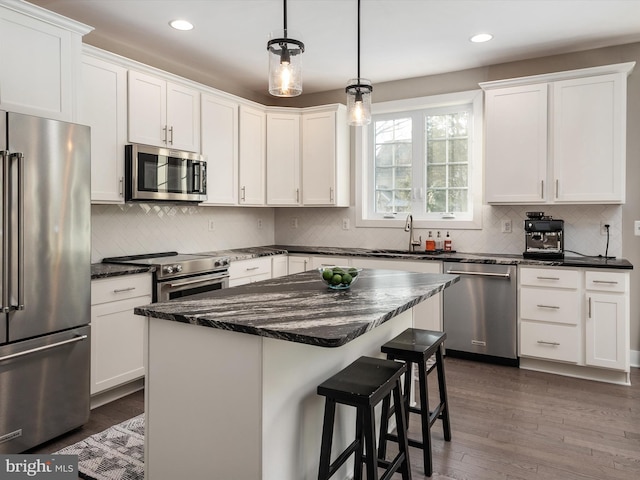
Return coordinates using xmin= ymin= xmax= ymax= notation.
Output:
xmin=90 ymin=379 xmax=144 ymax=409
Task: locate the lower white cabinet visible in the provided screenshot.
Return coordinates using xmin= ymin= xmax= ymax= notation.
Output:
xmin=518 ymin=266 xmax=630 ymax=384
xmin=288 ymin=255 xmax=311 ymax=274
xmin=90 ymin=273 xmax=152 ymax=396
xmin=271 ymin=254 xmax=288 ymax=278
xmin=229 ymin=256 xmax=272 ymax=287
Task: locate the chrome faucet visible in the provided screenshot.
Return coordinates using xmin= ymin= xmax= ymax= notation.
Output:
xmin=404 ymin=214 xmax=422 ymax=252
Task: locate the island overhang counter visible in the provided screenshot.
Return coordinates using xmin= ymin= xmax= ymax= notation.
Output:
xmin=135 ymin=268 xmax=459 ymax=480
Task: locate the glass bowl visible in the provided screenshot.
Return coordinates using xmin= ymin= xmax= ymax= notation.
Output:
xmin=318 ymin=266 xmax=362 ymax=290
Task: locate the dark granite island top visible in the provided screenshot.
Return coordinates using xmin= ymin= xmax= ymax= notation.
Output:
xmin=135 ymin=269 xmax=459 ymax=347
xmin=141 ymin=269 xmax=458 ymax=480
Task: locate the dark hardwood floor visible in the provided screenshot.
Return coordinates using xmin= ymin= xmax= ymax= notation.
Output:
xmin=29 ymin=358 xmax=640 ymax=480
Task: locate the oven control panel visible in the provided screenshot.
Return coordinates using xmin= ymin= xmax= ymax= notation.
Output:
xmin=163 ymin=264 xmax=183 ymax=274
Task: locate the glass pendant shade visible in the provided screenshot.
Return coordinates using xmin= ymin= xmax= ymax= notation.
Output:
xmin=346 ymin=79 xmax=373 ymax=126
xmin=268 ymin=29 xmax=304 ymax=97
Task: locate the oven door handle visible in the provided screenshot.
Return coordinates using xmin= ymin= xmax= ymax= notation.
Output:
xmin=167 ymin=275 xmax=229 ymax=289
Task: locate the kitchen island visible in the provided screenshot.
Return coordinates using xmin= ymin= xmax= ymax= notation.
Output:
xmin=135 ymin=268 xmax=458 ymax=480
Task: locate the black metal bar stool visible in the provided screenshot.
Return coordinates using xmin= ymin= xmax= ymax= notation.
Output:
xmin=317 ymin=356 xmax=412 ymax=480
xmin=378 ymin=328 xmax=451 ymax=477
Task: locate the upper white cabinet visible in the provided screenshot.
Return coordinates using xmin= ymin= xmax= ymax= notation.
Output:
xmin=239 ymin=105 xmax=267 ymax=205
xmin=301 ymin=104 xmax=350 ymax=206
xmin=267 ymin=110 xmax=301 ymax=205
xmin=0 ymin=1 xmax=91 ymax=121
xmin=481 ymin=62 xmax=634 ymax=205
xmin=128 ymin=70 xmax=200 ymax=152
xmin=201 ymin=93 xmax=239 ymax=205
xmin=80 ymin=48 xmax=127 ymax=204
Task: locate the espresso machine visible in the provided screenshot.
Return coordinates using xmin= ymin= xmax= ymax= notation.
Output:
xmin=523 ymin=212 xmax=564 ymax=259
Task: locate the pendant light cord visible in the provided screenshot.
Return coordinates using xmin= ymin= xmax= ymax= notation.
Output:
xmin=283 ymin=0 xmax=288 ymax=37
xmin=357 ymin=0 xmax=361 ymax=82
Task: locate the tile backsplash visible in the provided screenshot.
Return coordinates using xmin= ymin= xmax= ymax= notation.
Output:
xmin=273 ymin=204 xmax=622 ymax=259
xmin=92 ymin=203 xmax=622 ymax=263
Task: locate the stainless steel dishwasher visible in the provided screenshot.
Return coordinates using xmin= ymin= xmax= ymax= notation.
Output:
xmin=443 ymin=262 xmax=518 ymax=366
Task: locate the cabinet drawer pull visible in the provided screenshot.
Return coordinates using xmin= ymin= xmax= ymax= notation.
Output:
xmin=537 ymin=304 xmax=560 ymax=309
xmin=592 ymin=280 xmax=618 ymax=285
xmin=245 ymin=266 xmax=260 ymax=271
xmin=540 ymin=180 xmax=544 ymax=199
xmin=537 ymin=340 xmax=560 ymax=346
xmin=588 ymin=297 xmax=592 ymax=318
xmin=536 ymin=276 xmax=560 ymax=281
xmin=113 ymin=287 xmax=136 ymax=293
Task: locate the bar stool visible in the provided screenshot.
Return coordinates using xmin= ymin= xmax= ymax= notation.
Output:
xmin=317 ymin=356 xmax=412 ymax=480
xmin=378 ymin=328 xmax=451 ymax=477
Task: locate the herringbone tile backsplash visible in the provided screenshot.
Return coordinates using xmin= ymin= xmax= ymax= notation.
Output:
xmin=92 ymin=203 xmax=621 ymax=263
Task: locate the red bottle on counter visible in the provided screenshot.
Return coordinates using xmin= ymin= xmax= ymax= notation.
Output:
xmin=444 ymin=231 xmax=452 ymax=252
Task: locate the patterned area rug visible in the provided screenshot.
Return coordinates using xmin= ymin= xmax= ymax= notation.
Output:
xmin=55 ymin=414 xmax=144 ymax=480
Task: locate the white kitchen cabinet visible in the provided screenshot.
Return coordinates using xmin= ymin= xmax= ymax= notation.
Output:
xmin=518 ymin=266 xmax=631 ymax=384
xmin=80 ymin=49 xmax=127 ymax=204
xmin=288 ymin=255 xmax=311 ymax=274
xmin=229 ymin=257 xmax=272 ymax=287
xmin=90 ymin=273 xmax=152 ymax=396
xmin=266 ymin=111 xmax=301 ymax=205
xmin=552 ymin=74 xmax=626 ymax=202
xmin=350 ymin=257 xmax=443 ymax=331
xmin=301 ymin=104 xmax=350 ymax=206
xmin=585 ymin=270 xmax=629 ymax=371
xmin=481 ymin=62 xmax=634 ymax=205
xmin=310 ymin=256 xmax=352 ymax=269
xmin=271 ymin=255 xmax=288 ymax=278
xmin=484 ymin=84 xmax=548 ymax=203
xmin=201 ymin=93 xmax=239 ymax=205
xmin=0 ymin=1 xmax=90 ymax=121
xmin=128 ymin=70 xmax=200 ymax=152
xmin=239 ymin=105 xmax=267 ymax=205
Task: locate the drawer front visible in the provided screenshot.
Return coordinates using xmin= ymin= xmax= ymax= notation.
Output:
xmin=520 ymin=287 xmax=580 ymax=325
xmin=519 ymin=267 xmax=579 ymax=289
xmin=520 ymin=321 xmax=579 ymax=363
xmin=229 ymin=257 xmax=272 ymax=280
xmin=585 ymin=271 xmax=627 ymax=293
xmin=92 ymin=274 xmax=153 ymax=305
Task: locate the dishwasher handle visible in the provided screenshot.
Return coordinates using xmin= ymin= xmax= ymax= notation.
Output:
xmin=446 ymin=269 xmax=511 ymax=279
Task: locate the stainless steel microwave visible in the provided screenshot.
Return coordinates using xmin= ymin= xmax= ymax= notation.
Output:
xmin=125 ymin=144 xmax=206 ymax=202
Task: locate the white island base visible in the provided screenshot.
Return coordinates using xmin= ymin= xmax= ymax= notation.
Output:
xmin=144 ymin=309 xmax=413 ymax=480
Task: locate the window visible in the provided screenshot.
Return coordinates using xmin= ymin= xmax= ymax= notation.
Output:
xmin=356 ymin=90 xmax=483 ymax=229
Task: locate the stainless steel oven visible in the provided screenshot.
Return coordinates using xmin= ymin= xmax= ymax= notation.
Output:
xmin=103 ymin=252 xmax=230 ymax=303
xmin=125 ymin=144 xmax=206 ymax=202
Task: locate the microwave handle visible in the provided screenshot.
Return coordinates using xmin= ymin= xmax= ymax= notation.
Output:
xmin=199 ymin=163 xmax=206 ymax=193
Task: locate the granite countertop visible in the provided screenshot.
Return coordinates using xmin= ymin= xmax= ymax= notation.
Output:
xmin=134 ymin=269 xmax=459 ymax=348
xmin=197 ymin=246 xmax=288 ymax=262
xmin=91 ymin=263 xmax=154 ymax=279
xmin=267 ymin=245 xmax=633 ymax=270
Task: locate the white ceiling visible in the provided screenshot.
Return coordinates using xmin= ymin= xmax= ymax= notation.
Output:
xmin=29 ymin=0 xmax=640 ymax=100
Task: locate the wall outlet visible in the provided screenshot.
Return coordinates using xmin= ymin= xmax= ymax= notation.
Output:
xmin=257 ymin=218 xmax=263 ymax=230
xmin=634 ymin=220 xmax=640 ymax=236
xmin=290 ymin=217 xmax=298 ymax=229
xmin=342 ymin=218 xmax=350 ymax=230
xmin=501 ymin=219 xmax=512 ymax=233
xmin=600 ymin=222 xmax=610 ymax=236
xmin=208 ymin=219 xmax=215 ymax=232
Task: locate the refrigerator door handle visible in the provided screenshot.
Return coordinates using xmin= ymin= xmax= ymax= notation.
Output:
xmin=0 ymin=334 xmax=88 ymax=363
xmin=1 ymin=150 xmax=9 ymax=313
xmin=13 ymin=152 xmax=24 ymax=310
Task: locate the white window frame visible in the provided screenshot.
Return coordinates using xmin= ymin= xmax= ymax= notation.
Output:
xmin=356 ymin=89 xmax=483 ymax=230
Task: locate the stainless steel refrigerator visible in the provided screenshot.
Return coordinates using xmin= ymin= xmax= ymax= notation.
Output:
xmin=0 ymin=111 xmax=91 ymax=453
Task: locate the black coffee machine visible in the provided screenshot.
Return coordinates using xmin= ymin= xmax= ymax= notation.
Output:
xmin=523 ymin=212 xmax=564 ymax=260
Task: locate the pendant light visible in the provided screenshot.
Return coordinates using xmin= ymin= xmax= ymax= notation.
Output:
xmin=346 ymin=0 xmax=373 ymax=126
xmin=267 ymin=0 xmax=304 ymax=97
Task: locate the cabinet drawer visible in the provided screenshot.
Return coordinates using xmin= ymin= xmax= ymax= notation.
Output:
xmin=229 ymin=257 xmax=272 ymax=280
xmin=520 ymin=321 xmax=579 ymax=363
xmin=585 ymin=271 xmax=627 ymax=293
xmin=91 ymin=274 xmax=153 ymax=305
xmin=520 ymin=287 xmax=580 ymax=325
xmin=519 ymin=267 xmax=579 ymax=289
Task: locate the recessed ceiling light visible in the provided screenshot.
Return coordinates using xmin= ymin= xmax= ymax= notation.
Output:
xmin=470 ymin=33 xmax=493 ymax=43
xmin=169 ymin=19 xmax=194 ymax=31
